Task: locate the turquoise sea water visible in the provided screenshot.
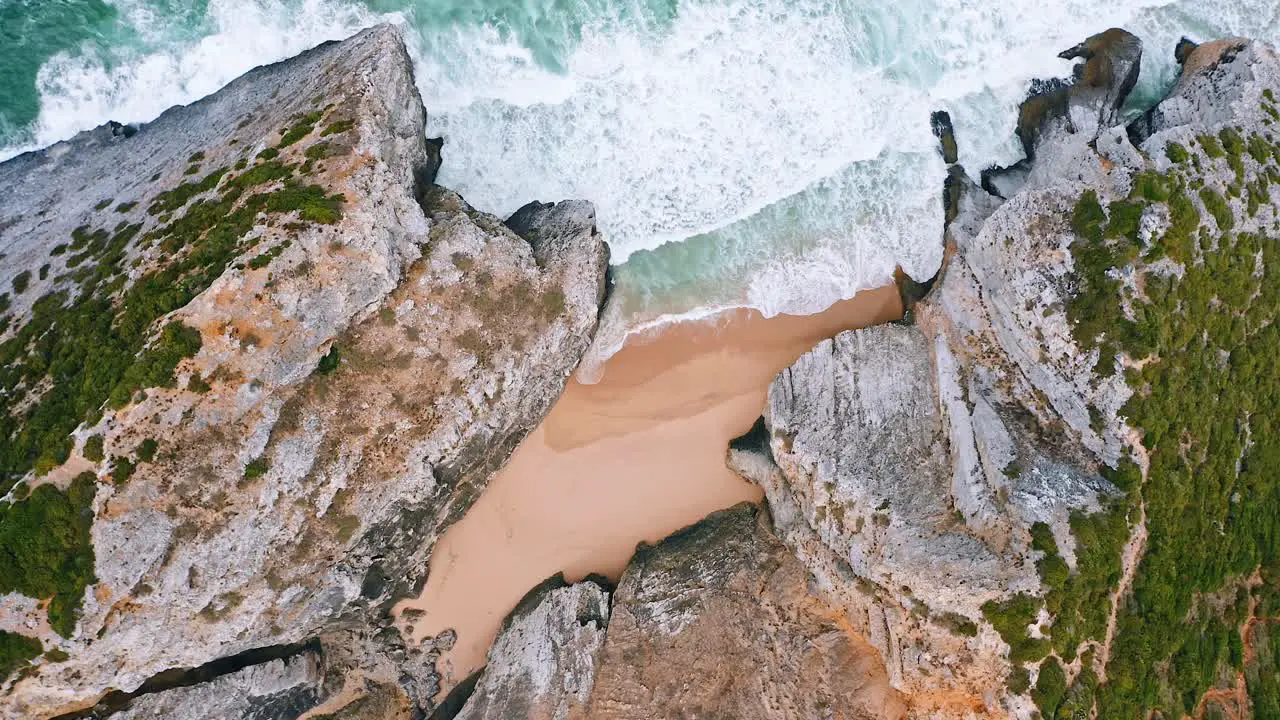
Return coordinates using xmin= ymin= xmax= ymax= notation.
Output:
xmin=0 ymin=0 xmax=1275 ymax=367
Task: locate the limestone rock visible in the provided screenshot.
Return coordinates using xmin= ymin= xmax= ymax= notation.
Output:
xmin=930 ymin=111 xmax=959 ymax=165
xmin=454 ymin=576 xmax=610 ymax=720
xmin=1017 ymin=29 xmax=1142 ymax=160
xmin=984 ymin=29 xmax=1143 ymax=198
xmin=1130 ymin=39 xmax=1280 ymax=141
xmin=112 ymin=651 xmax=324 ymax=720
xmin=731 ymin=31 xmax=1280 ymax=719
xmin=0 ymin=25 xmax=607 ymax=717
xmin=584 ymin=503 xmax=905 ymax=720
xmin=448 ymin=506 xmax=903 ymax=720
xmin=728 ymin=322 xmax=1110 ymax=715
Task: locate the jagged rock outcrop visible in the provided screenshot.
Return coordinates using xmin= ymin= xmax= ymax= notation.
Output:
xmin=930 ymin=111 xmax=959 ymax=166
xmin=450 ymin=504 xmax=904 ymax=720
xmin=111 ymin=650 xmax=324 ymax=720
xmin=1130 ymin=38 xmax=1280 ymax=142
xmin=728 ymin=320 xmax=1111 ymax=715
xmin=1019 ymin=29 xmax=1143 ymax=155
xmin=584 ymin=503 xmax=904 ymax=720
xmin=728 ymin=34 xmax=1149 ymax=716
xmin=984 ymin=28 xmax=1143 ymax=198
xmin=733 ymin=29 xmax=1280 ymax=720
xmin=0 ymin=25 xmax=607 ymax=718
xmin=453 ymin=576 xmax=610 ymax=720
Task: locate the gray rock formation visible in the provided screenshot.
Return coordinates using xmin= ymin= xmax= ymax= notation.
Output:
xmin=732 ymin=30 xmax=1280 ymax=719
xmin=984 ymin=28 xmax=1143 ymax=199
xmin=584 ymin=503 xmax=905 ymax=720
xmin=1131 ymin=38 xmax=1280 ymax=141
xmin=449 ymin=504 xmax=905 ymax=720
xmin=454 ymin=576 xmax=610 ymax=720
xmin=0 ymin=25 xmax=607 ymax=718
xmin=112 ymin=651 xmax=324 ymax=720
xmin=728 ymin=320 xmax=1111 ymax=714
xmin=1017 ymin=28 xmax=1143 ymax=160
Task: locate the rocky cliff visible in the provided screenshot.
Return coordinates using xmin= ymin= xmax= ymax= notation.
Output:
xmin=5 ymin=20 xmax=1280 ymax=720
xmin=455 ymin=504 xmax=905 ymax=720
xmin=0 ymin=25 xmax=607 ymax=718
xmin=453 ymin=576 xmax=610 ymax=720
xmin=730 ymin=30 xmax=1280 ymax=719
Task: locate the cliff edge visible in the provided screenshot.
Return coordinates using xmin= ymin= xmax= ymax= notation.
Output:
xmin=0 ymin=25 xmax=607 ymax=719
xmin=731 ymin=30 xmax=1280 ymax=718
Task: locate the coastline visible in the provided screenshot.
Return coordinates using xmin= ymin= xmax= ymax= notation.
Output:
xmin=393 ymin=282 xmax=905 ymax=691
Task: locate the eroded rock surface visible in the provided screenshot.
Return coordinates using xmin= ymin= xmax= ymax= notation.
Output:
xmin=733 ymin=31 xmax=1280 ymax=720
xmin=0 ymin=25 xmax=607 ymax=718
xmin=111 ymin=651 xmax=324 ymax=720
xmin=451 ymin=504 xmax=904 ymax=720
xmin=728 ymin=320 xmax=1110 ymax=716
xmin=584 ymin=503 xmax=905 ymax=720
xmin=985 ymin=28 xmax=1143 ymax=198
xmin=454 ymin=576 xmax=610 ymax=720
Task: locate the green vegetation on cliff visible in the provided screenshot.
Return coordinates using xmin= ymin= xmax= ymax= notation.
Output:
xmin=995 ymin=124 xmax=1280 ymax=717
xmin=0 ymin=104 xmax=355 ymax=648
xmin=0 ymin=631 xmax=41 ymax=681
xmin=0 ymin=472 xmax=97 ymax=638
xmin=0 ymin=124 xmax=346 ymax=488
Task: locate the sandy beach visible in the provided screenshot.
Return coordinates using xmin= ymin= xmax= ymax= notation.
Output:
xmin=393 ymin=283 xmax=904 ymax=691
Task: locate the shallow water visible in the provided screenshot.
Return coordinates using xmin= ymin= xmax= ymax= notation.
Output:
xmin=1 ymin=0 xmax=1272 ymax=335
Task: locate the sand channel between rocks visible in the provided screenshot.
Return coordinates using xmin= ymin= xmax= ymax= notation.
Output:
xmin=392 ymin=282 xmax=905 ymax=692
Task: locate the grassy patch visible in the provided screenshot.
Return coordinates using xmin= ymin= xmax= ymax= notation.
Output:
xmin=315 ymin=346 xmax=341 ymax=375
xmin=0 ymin=143 xmax=355 ymax=652
xmin=320 ymin=119 xmax=355 ymax=137
xmin=1 ymin=153 xmax=343 ymax=490
xmin=1032 ymin=657 xmax=1068 ymax=715
xmin=187 ymin=373 xmax=211 ymax=393
xmin=982 ymin=593 xmax=1048 ymax=664
xmin=12 ymin=270 xmax=31 ymax=295
xmin=278 ymin=111 xmax=323 ymax=148
xmin=243 ymin=457 xmax=269 ymax=481
xmin=934 ymin=611 xmax=979 ymax=637
xmin=111 ymin=456 xmax=134 ymax=484
xmin=82 ymin=434 xmax=104 ymax=462
xmin=1200 ymin=187 xmax=1234 ymax=230
xmin=1199 ymin=134 xmax=1225 ymax=159
xmin=247 ymin=240 xmax=291 ymax=270
xmin=304 ymin=142 xmax=332 ymax=161
xmin=136 ymin=438 xmax=157 ymax=463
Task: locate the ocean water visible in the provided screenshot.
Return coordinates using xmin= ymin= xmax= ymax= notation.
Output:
xmin=1 ymin=0 xmax=1274 ymax=369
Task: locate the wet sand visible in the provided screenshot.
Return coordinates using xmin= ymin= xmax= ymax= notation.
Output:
xmin=393 ymin=283 xmax=904 ymax=691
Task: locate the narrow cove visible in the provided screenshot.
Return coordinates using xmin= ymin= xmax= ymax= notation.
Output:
xmin=393 ymin=283 xmax=905 ymax=691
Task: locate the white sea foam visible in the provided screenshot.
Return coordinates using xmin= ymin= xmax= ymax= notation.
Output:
xmin=1 ymin=0 xmax=385 ymax=160
xmin=4 ymin=0 xmax=1275 ymax=374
